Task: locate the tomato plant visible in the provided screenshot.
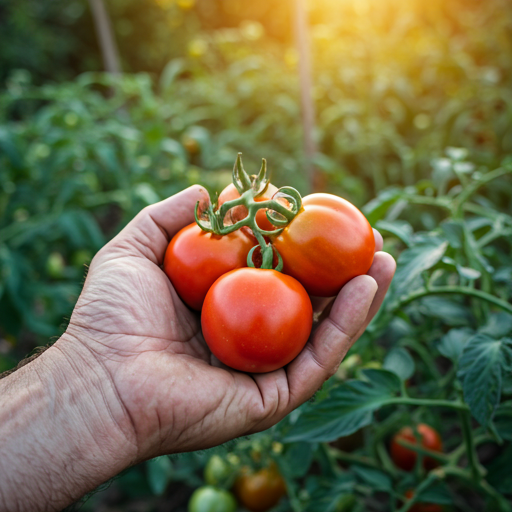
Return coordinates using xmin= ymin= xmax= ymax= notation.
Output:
xmin=233 ymin=464 xmax=287 ymax=512
xmin=188 ymin=485 xmax=237 ymax=512
xmin=163 ymin=223 xmax=254 ymax=310
xmin=272 ymin=193 xmax=375 ymax=297
xmin=390 ymin=424 xmax=443 ymax=471
xmin=201 ymin=267 xmax=312 ymax=373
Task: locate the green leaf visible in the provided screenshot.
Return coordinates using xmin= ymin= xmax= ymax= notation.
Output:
xmin=284 ymin=370 xmax=401 ymax=443
xmin=375 ymin=220 xmax=413 ymax=246
xmin=304 ymin=475 xmax=355 ymax=512
xmin=417 ymin=482 xmax=453 ymax=504
xmin=481 ymin=313 xmax=512 ymax=339
xmin=493 ymin=401 xmax=512 ymax=441
xmin=362 ymin=188 xmax=404 ymax=225
xmin=392 ymin=238 xmax=448 ymax=298
xmin=133 ymin=183 xmax=161 ymax=206
xmin=280 ymin=442 xmax=314 ymax=478
xmin=383 ymin=347 xmax=415 ymax=381
xmin=146 ymin=456 xmax=173 ymax=496
xmin=438 ymin=328 xmax=474 ymax=363
xmin=458 ymin=334 xmax=512 ymax=426
xmin=419 ymin=296 xmax=472 ymax=327
xmin=352 ymin=465 xmax=392 ymax=492
xmin=161 ymin=137 xmax=187 ymax=161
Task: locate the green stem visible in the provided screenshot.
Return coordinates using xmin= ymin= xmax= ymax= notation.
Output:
xmin=385 ymin=397 xmax=469 ymax=411
xmin=458 ymin=408 xmax=482 ymax=482
xmin=397 ymin=472 xmax=439 ymax=512
xmin=395 ymin=439 xmax=450 ymax=464
xmin=394 ymin=286 xmax=512 ymax=315
xmin=454 ymin=166 xmax=512 ymax=217
xmin=329 ymin=447 xmax=383 ymax=471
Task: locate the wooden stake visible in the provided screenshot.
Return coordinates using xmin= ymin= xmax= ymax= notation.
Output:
xmin=294 ymin=0 xmax=317 ymax=192
xmin=88 ymin=0 xmax=122 ymax=74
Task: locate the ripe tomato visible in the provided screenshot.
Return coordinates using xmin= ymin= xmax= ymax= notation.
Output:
xmin=218 ymin=182 xmax=279 ymax=232
xmin=272 ymin=193 xmax=375 ymax=297
xmin=164 ymin=223 xmax=255 ymax=310
xmin=188 ymin=486 xmax=237 ymax=512
xmin=404 ymin=490 xmax=443 ymax=512
xmin=201 ymin=268 xmax=313 ymax=373
xmin=390 ymin=424 xmax=443 ymax=471
xmin=233 ymin=465 xmax=287 ymax=512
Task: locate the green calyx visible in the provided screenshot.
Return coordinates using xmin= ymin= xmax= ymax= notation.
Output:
xmin=194 ymin=153 xmax=302 ymax=271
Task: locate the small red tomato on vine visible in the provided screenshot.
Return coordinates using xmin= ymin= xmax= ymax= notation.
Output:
xmin=272 ymin=193 xmax=375 ymax=297
xmin=233 ymin=464 xmax=287 ymax=512
xmin=164 ymin=223 xmax=254 ymax=310
xmin=404 ymin=490 xmax=443 ymax=512
xmin=218 ymin=182 xmax=279 ymax=232
xmin=201 ymin=268 xmax=313 ymax=373
xmin=390 ymin=424 xmax=443 ymax=471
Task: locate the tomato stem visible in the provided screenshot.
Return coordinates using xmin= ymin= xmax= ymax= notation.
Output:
xmin=195 ymin=153 xmax=303 ymax=271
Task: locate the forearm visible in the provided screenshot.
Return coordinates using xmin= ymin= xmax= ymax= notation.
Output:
xmin=0 ymin=335 xmax=137 ymax=512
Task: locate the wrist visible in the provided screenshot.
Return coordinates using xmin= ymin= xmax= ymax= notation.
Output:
xmin=0 ymin=333 xmax=137 ymax=511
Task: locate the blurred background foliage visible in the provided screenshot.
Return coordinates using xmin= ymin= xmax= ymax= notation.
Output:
xmin=1 ymin=0 xmax=512 ymax=509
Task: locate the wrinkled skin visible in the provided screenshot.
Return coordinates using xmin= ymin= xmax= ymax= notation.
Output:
xmin=63 ymin=185 xmax=395 ymax=462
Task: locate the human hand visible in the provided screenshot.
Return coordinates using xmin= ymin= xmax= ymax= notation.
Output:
xmin=62 ymin=185 xmax=395 ymax=458
xmin=0 ymin=185 xmax=395 ymax=511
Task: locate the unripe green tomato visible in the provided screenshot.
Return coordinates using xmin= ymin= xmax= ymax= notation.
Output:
xmin=188 ymin=486 xmax=237 ymax=512
xmin=204 ymin=455 xmax=233 ymax=487
xmin=46 ymin=252 xmax=65 ymax=278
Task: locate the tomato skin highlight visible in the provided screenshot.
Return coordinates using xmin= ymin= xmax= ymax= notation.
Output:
xmin=390 ymin=424 xmax=443 ymax=471
xmin=233 ymin=465 xmax=287 ymax=512
xmin=201 ymin=268 xmax=313 ymax=373
xmin=164 ymin=223 xmax=255 ymax=310
xmin=272 ymin=193 xmax=375 ymax=297
xmin=218 ymin=182 xmax=279 ymax=232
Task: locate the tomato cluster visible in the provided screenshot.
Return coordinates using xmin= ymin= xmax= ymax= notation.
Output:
xmin=164 ymin=154 xmax=375 ymax=373
xmin=189 ymin=458 xmax=286 ymax=512
xmin=390 ymin=424 xmax=443 ymax=471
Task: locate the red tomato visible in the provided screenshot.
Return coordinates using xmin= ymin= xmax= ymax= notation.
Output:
xmin=201 ymin=268 xmax=313 ymax=373
xmin=390 ymin=424 xmax=443 ymax=471
xmin=164 ymin=223 xmax=255 ymax=310
xmin=404 ymin=490 xmax=443 ymax=512
xmin=233 ymin=465 xmax=287 ymax=512
xmin=218 ymin=182 xmax=279 ymax=232
xmin=272 ymin=193 xmax=375 ymax=297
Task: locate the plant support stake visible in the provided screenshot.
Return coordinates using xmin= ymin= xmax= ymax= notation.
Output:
xmin=294 ymin=0 xmax=317 ymax=193
xmin=88 ymin=0 xmax=122 ymax=74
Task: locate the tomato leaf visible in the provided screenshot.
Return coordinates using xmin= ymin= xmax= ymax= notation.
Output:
xmin=383 ymin=347 xmax=415 ymax=381
xmin=279 ymin=442 xmax=315 ymax=478
xmin=352 ymin=465 xmax=392 ymax=492
xmin=146 ymin=456 xmax=173 ymax=496
xmin=458 ymin=334 xmax=512 ymax=426
xmin=284 ymin=370 xmax=401 ymax=442
xmin=438 ymin=327 xmax=474 ymax=363
xmin=375 ymin=220 xmax=413 ymax=247
xmin=493 ymin=401 xmax=512 ymax=441
xmin=391 ymin=238 xmax=448 ymax=299
xmin=418 ymin=296 xmax=472 ymax=327
xmin=304 ymin=475 xmax=355 ymax=512
xmin=362 ymin=187 xmax=404 ymax=225
xmin=417 ymin=482 xmax=454 ymax=504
